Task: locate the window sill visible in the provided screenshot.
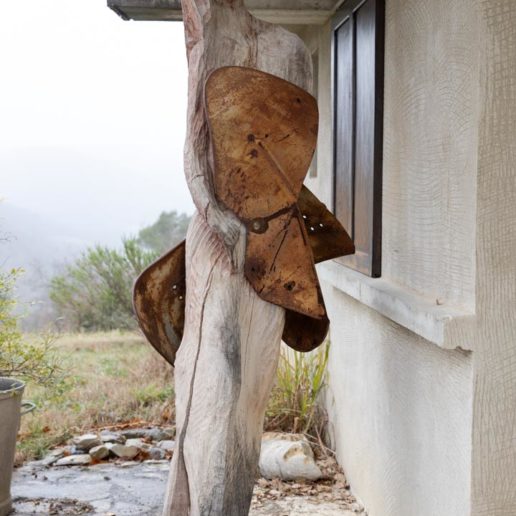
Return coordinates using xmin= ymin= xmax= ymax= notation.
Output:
xmin=318 ymin=261 xmax=475 ymax=351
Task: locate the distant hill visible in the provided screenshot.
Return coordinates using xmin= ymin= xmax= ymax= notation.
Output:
xmin=0 ymin=202 xmax=91 ymax=329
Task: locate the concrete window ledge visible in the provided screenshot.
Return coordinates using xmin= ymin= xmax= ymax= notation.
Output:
xmin=318 ymin=261 xmax=476 ymax=351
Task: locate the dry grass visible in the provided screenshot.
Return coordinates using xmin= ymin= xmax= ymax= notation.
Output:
xmin=17 ymin=331 xmax=173 ymax=464
xmin=17 ymin=332 xmax=330 ymax=465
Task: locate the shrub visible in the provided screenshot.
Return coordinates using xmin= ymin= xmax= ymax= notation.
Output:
xmin=137 ymin=210 xmax=190 ymax=255
xmin=0 ymin=268 xmax=63 ymax=388
xmin=49 ymin=239 xmax=157 ymax=332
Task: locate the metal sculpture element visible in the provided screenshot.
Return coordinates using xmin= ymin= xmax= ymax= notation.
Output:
xmin=206 ymin=67 xmax=323 ymax=318
xmin=133 ymin=241 xmax=185 ymax=365
xmin=133 ymin=66 xmax=355 ymax=364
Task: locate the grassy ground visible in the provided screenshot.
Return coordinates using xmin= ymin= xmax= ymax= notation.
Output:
xmin=17 ymin=331 xmax=329 ymax=465
xmin=17 ymin=332 xmax=173 ymax=464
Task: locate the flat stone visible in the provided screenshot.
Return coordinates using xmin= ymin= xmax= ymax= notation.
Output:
xmin=121 ymin=428 xmax=149 ymax=439
xmin=72 ymin=433 xmax=102 ymax=451
xmin=100 ymin=430 xmax=125 ymax=444
xmin=147 ymin=427 xmax=175 ymax=442
xmin=89 ymin=445 xmax=110 ymax=461
xmin=144 ymin=459 xmax=169 ymax=465
xmin=41 ymin=449 xmax=65 ymax=467
xmin=259 ymin=439 xmax=322 ymax=481
xmin=55 ymin=454 xmax=92 ymax=467
xmin=157 ymin=440 xmax=176 ymax=452
xmin=125 ymin=438 xmax=146 ymax=450
xmin=148 ymin=447 xmax=166 ymax=460
xmin=109 ymin=443 xmax=139 ymax=459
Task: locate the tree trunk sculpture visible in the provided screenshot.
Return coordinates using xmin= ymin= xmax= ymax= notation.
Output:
xmin=133 ymin=1 xmax=355 ymax=514
xmin=164 ymin=2 xmax=313 ymax=514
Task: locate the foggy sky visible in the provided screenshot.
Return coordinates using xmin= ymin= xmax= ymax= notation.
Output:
xmin=0 ymin=0 xmax=193 ymax=246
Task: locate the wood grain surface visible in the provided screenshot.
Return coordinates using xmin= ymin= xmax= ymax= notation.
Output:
xmin=163 ymin=1 xmax=313 ymax=514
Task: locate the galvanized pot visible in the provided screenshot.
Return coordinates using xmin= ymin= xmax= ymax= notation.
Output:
xmin=0 ymin=378 xmax=35 ymax=516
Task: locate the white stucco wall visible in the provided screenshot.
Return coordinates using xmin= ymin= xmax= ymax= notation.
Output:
xmin=298 ymin=0 xmax=485 ymax=514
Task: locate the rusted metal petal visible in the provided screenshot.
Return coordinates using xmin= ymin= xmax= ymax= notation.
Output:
xmin=134 ymin=66 xmax=356 ymax=361
xmin=133 ymin=241 xmax=185 ymax=366
xmin=205 ymin=66 xmax=318 ymax=223
xmin=298 ymin=186 xmax=355 ymax=263
xmin=134 ymin=237 xmax=328 ymax=361
xmin=244 ymin=208 xmax=325 ymax=319
xmin=283 ymin=310 xmax=330 ymax=353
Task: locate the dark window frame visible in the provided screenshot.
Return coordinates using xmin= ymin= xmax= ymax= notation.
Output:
xmin=331 ymin=0 xmax=385 ymax=278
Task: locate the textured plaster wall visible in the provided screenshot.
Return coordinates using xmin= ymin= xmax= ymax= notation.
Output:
xmin=324 ymin=286 xmax=473 ymax=516
xmin=381 ymin=0 xmax=479 ymax=312
xmin=299 ymin=0 xmax=481 ymax=514
xmin=471 ymin=1 xmax=516 ymax=514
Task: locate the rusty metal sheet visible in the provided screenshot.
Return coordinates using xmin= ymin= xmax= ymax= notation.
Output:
xmin=134 ymin=66 xmax=356 ymax=361
xmin=244 ymin=208 xmax=325 ymax=319
xmin=283 ymin=310 xmax=330 ymax=353
xmin=133 ymin=241 xmax=185 ymax=365
xmin=132 ymin=237 xmax=328 ymax=362
xmin=298 ymin=186 xmax=355 ymax=263
xmin=205 ymin=66 xmax=318 ymax=223
xmin=134 ymin=230 xmax=331 ymax=360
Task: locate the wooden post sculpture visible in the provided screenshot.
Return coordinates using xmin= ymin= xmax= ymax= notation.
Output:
xmin=133 ymin=1 xmax=354 ymax=514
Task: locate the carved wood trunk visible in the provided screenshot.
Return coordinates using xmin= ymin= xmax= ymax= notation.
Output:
xmin=163 ymin=1 xmax=313 ymax=514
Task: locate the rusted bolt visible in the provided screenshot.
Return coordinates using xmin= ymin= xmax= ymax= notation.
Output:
xmin=249 ymin=218 xmax=268 ymax=234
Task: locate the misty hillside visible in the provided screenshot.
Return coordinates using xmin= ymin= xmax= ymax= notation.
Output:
xmin=0 ymin=202 xmax=94 ymax=328
xmin=1 ymin=202 xmax=89 ymax=271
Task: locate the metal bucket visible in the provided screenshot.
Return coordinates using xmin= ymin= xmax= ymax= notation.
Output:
xmin=0 ymin=378 xmax=35 ymax=516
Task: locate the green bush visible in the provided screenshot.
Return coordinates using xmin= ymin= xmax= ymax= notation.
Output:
xmin=0 ymin=268 xmax=63 ymax=388
xmin=137 ymin=210 xmax=190 ymax=255
xmin=49 ymin=239 xmax=157 ymax=332
xmin=49 ymin=210 xmax=191 ymax=333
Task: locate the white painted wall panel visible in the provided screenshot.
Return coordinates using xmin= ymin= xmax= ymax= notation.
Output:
xmin=324 ymin=285 xmax=472 ymax=516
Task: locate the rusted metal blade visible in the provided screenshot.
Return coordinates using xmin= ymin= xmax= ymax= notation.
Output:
xmin=133 ymin=231 xmax=330 ymax=359
xmin=133 ymin=241 xmax=185 ymax=366
xmin=283 ymin=310 xmax=330 ymax=353
xmin=205 ymin=66 xmax=318 ymax=223
xmin=244 ymin=208 xmax=326 ymax=319
xmin=298 ymin=186 xmax=355 ymax=263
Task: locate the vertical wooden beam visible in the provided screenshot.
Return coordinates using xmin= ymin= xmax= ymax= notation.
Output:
xmin=163 ymin=1 xmax=313 ymax=514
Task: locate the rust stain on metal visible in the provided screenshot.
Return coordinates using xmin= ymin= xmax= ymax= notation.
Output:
xmin=133 ymin=241 xmax=186 ymax=366
xmin=244 ymin=209 xmax=325 ymax=319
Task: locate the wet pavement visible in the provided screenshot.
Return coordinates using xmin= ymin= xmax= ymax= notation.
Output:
xmin=11 ymin=460 xmax=360 ymax=515
xmin=12 ymin=460 xmax=169 ymax=515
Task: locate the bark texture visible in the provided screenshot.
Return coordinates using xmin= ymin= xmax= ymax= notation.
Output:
xmin=163 ymin=1 xmax=313 ymax=514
